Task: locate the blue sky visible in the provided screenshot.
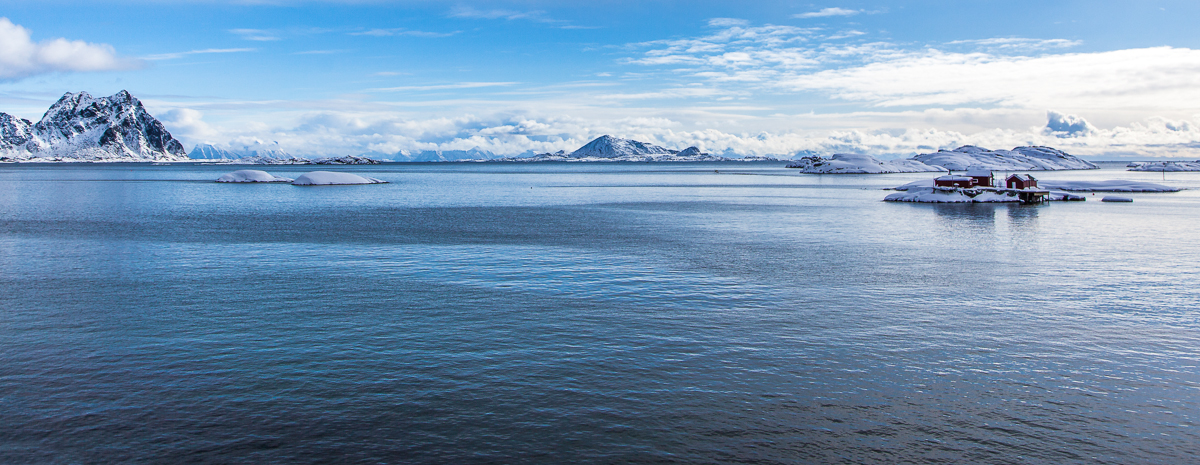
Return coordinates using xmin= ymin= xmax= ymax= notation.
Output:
xmin=2 ymin=0 xmax=1200 ymax=158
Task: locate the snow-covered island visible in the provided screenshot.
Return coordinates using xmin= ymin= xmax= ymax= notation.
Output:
xmin=786 ymin=153 xmax=944 ymax=173
xmin=1127 ymin=161 xmax=1200 ymax=172
xmin=215 ymin=170 xmax=293 ymax=183
xmin=887 ymin=171 xmax=1085 ymax=203
xmin=291 ymin=171 xmax=386 ymax=186
xmin=912 ymin=145 xmax=1098 ymax=171
xmin=789 ymin=145 xmax=1097 ymax=174
xmin=492 ymin=135 xmax=777 ymax=162
xmin=887 ymin=170 xmax=1181 ymax=203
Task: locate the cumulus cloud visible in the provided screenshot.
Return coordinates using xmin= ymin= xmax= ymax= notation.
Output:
xmin=0 ymin=17 xmax=140 ymax=80
xmin=157 ymin=108 xmax=221 ymax=142
xmin=1045 ymin=110 xmax=1097 ymax=137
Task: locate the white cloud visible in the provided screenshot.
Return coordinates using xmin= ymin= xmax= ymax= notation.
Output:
xmin=794 ymin=8 xmax=861 ymax=19
xmin=0 ymin=17 xmax=140 ymax=80
xmin=447 ymin=5 xmax=575 ymax=27
xmin=773 ymin=47 xmax=1200 ymax=110
xmin=707 ymin=18 xmax=750 ymax=27
xmin=229 ymin=28 xmax=280 ymax=41
xmin=149 ymin=96 xmax=1200 ymax=160
xmin=143 ymin=48 xmax=255 ymax=61
xmin=625 ymin=21 xmax=1200 ymax=117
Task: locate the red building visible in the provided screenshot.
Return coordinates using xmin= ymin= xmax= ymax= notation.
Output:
xmin=1006 ymin=174 xmax=1038 ymax=189
xmin=965 ymin=168 xmax=993 ymax=187
xmin=934 ymin=175 xmax=976 ymax=188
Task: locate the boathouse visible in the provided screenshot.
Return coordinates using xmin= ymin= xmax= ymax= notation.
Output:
xmin=1006 ymin=174 xmax=1038 ymax=190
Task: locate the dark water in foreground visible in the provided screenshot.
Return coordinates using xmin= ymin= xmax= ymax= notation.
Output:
xmin=1 ymin=162 xmax=1198 ymax=463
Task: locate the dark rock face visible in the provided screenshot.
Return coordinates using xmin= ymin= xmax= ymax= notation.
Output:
xmin=0 ymin=90 xmax=188 ymax=161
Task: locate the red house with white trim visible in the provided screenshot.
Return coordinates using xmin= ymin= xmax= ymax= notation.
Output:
xmin=1006 ymin=174 xmax=1038 ymax=189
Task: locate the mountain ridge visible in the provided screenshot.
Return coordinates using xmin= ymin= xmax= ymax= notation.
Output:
xmin=1 ymin=90 xmax=188 ymax=162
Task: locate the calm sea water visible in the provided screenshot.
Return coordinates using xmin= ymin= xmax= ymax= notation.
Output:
xmin=1 ymin=161 xmax=1198 ymax=463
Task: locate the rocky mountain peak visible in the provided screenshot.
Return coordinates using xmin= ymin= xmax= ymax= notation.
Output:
xmin=1 ymin=90 xmax=187 ymax=161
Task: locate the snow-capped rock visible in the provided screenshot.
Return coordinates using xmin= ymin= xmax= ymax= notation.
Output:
xmin=911 ymin=145 xmax=1098 ymax=171
xmin=569 ymin=135 xmax=675 ymax=159
xmin=216 ymin=170 xmax=293 ymax=183
xmin=291 ymin=171 xmax=387 ymax=185
xmin=0 ymin=91 xmax=188 ymax=162
xmin=1127 ymin=161 xmax=1200 ymax=172
xmin=787 ymin=153 xmax=945 ymax=173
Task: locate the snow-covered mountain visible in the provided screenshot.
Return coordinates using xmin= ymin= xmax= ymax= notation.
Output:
xmin=911 ymin=145 xmax=1097 ymax=171
xmin=569 ymin=135 xmax=676 ymax=159
xmin=189 ymin=141 xmax=298 ymax=161
xmin=0 ymin=91 xmax=188 ymax=162
xmin=407 ymin=147 xmax=497 ymax=162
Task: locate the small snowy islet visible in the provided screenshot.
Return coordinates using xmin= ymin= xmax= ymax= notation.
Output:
xmin=1102 ymin=196 xmax=1134 ymax=202
xmin=215 ymin=169 xmax=294 ymax=183
xmin=291 ymin=171 xmax=387 ymax=186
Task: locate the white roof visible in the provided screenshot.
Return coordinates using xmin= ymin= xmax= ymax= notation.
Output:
xmin=965 ymin=168 xmax=993 ymax=177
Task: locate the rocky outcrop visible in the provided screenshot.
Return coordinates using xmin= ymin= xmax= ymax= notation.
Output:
xmin=0 ymin=90 xmax=188 ymax=162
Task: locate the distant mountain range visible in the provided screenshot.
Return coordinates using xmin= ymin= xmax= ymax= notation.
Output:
xmin=0 ymin=91 xmax=188 ymax=162
xmin=493 ymin=135 xmax=776 ymax=162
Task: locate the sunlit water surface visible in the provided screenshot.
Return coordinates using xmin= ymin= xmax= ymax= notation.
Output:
xmin=1 ymin=162 xmax=1198 ymax=463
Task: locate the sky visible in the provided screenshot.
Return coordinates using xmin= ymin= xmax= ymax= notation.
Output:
xmin=1 ymin=0 xmax=1200 ymax=159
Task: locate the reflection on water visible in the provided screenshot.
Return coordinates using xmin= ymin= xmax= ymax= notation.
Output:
xmin=1 ymin=163 xmax=1199 ymax=463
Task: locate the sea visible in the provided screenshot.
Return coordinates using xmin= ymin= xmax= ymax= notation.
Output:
xmin=1 ymin=161 xmax=1197 ymax=463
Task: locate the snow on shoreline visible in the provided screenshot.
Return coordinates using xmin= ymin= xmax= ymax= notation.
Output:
xmin=884 ymin=187 xmax=1020 ymax=203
